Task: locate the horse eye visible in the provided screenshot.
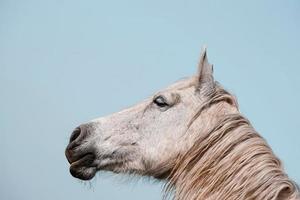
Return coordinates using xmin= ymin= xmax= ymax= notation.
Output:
xmin=153 ymin=96 xmax=169 ymax=107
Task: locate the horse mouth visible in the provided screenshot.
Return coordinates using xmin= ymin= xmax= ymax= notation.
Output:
xmin=69 ymin=153 xmax=97 ymax=180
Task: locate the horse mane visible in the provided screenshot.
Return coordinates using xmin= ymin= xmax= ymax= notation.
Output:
xmin=163 ymin=83 xmax=300 ymax=200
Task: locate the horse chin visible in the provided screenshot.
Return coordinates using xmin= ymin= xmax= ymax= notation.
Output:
xmin=69 ymin=165 xmax=97 ymax=180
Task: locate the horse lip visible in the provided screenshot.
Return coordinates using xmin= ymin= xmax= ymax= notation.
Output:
xmin=69 ymin=153 xmax=97 ymax=180
xmin=65 ymin=149 xmax=74 ymax=164
xmin=65 ymin=146 xmax=95 ymax=164
xmin=69 ymin=153 xmax=96 ymax=166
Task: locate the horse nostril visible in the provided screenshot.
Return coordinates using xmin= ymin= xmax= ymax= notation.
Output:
xmin=70 ymin=127 xmax=81 ymax=143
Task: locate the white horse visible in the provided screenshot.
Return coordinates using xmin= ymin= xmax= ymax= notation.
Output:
xmin=65 ymin=48 xmax=299 ymax=200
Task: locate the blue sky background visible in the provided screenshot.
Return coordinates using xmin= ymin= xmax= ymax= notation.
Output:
xmin=1 ymin=0 xmax=299 ymax=199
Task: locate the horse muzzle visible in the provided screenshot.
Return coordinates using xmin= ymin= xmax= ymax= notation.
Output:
xmin=65 ymin=126 xmax=97 ymax=180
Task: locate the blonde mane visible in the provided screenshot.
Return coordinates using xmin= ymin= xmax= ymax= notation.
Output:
xmin=164 ymin=84 xmax=299 ymax=200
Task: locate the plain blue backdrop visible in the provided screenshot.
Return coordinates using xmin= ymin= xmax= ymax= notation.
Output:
xmin=1 ymin=1 xmax=299 ymax=199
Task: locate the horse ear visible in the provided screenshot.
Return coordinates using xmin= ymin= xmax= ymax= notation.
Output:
xmin=197 ymin=46 xmax=214 ymax=90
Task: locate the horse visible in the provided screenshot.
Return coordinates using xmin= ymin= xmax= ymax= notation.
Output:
xmin=65 ymin=48 xmax=299 ymax=200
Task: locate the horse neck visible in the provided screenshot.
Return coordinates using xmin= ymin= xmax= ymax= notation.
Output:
xmin=166 ymin=109 xmax=299 ymax=200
